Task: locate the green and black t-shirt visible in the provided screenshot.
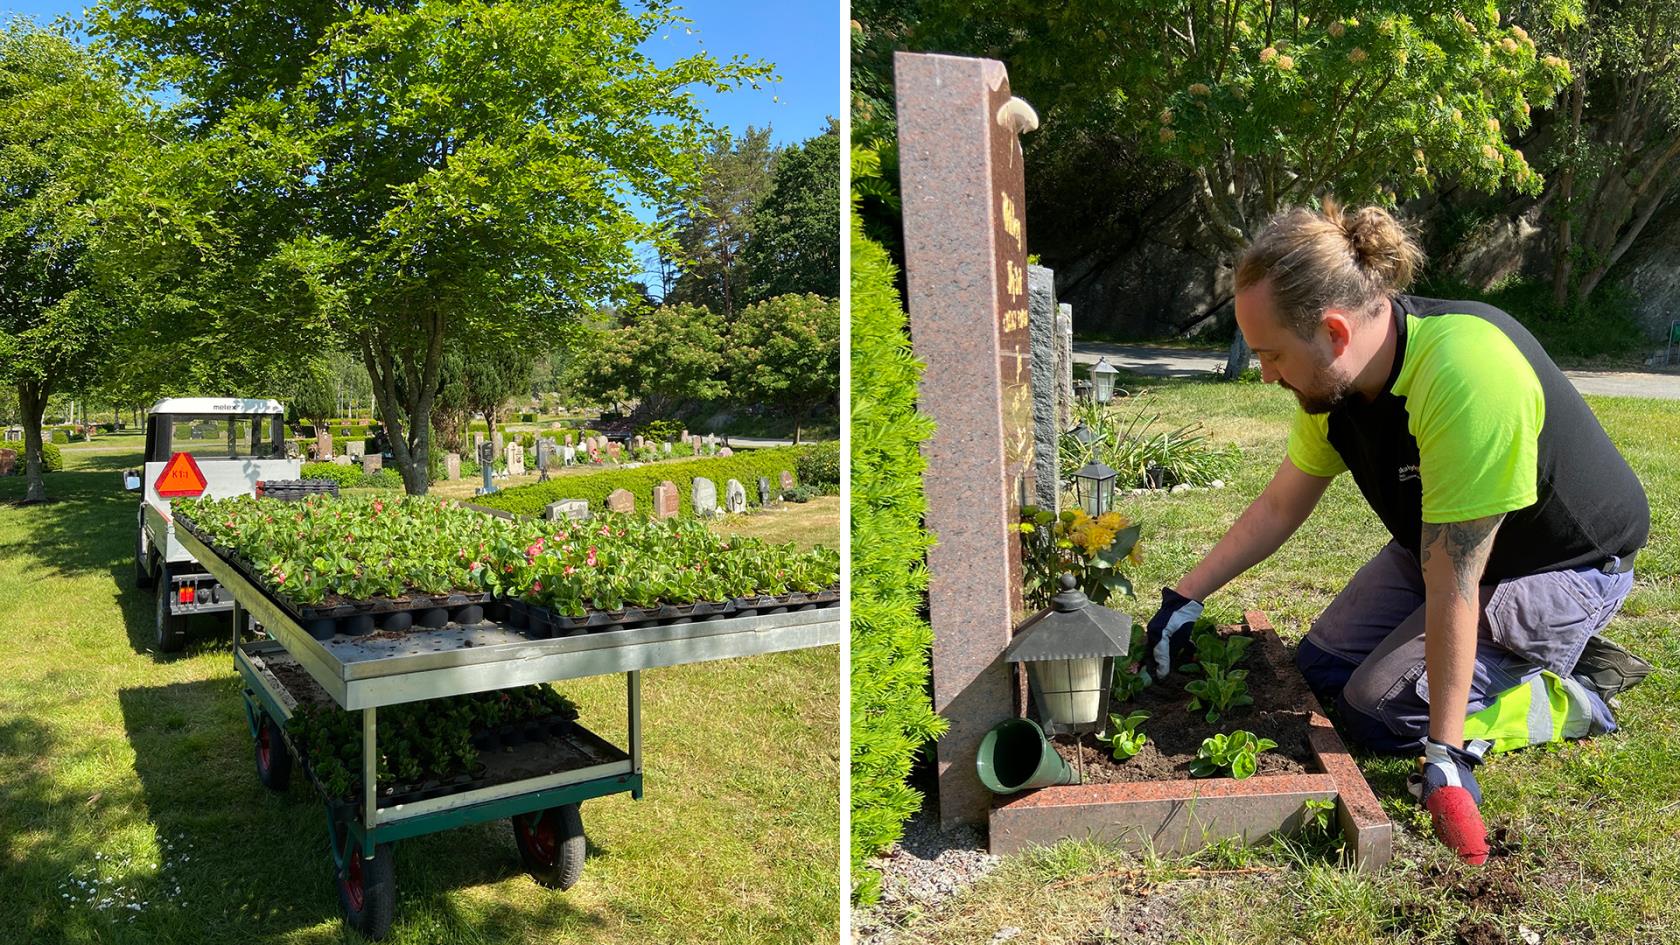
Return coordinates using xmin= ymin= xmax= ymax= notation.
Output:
xmin=1286 ymin=294 xmax=1648 ymax=581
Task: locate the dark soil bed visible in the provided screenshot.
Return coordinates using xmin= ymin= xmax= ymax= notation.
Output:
xmin=1050 ymin=626 xmax=1321 ymax=782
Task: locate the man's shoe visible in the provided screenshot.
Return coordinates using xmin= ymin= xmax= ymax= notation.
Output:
xmin=1572 ymin=634 xmax=1653 ymax=701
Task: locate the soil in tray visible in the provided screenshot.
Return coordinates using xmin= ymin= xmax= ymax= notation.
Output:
xmin=1051 ymin=629 xmax=1321 ymax=783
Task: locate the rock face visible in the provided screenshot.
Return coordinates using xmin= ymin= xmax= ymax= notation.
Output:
xmin=1607 ymin=199 xmax=1680 ymax=339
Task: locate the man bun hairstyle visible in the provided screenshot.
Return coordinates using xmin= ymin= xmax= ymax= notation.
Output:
xmin=1235 ymin=198 xmax=1424 ymax=339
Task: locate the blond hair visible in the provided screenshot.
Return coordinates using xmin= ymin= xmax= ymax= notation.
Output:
xmin=1235 ymin=199 xmax=1424 ymax=338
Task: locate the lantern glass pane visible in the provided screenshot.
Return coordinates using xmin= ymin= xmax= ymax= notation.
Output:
xmin=1031 ymin=657 xmax=1107 ymax=725
xmin=1094 ymin=373 xmax=1115 ymax=403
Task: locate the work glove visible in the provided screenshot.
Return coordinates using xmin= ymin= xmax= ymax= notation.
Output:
xmin=1143 ymin=587 xmax=1203 ymax=681
xmin=1407 ymin=738 xmax=1490 ymax=865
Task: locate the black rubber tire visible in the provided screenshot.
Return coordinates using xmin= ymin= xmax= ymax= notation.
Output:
xmin=254 ymin=713 xmax=292 ymax=791
xmin=511 ymin=803 xmax=585 ymax=890
xmin=155 ymin=573 xmax=185 ymax=653
xmin=336 ymin=836 xmax=396 ymax=940
xmin=135 ymin=511 xmax=154 ymax=589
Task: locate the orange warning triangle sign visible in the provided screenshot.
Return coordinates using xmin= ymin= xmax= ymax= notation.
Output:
xmin=155 ymin=452 xmax=208 ymax=498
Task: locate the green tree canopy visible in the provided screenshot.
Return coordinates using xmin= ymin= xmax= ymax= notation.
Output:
xmin=662 ymin=125 xmax=777 ymax=316
xmin=91 ymin=0 xmax=772 ymax=492
xmin=574 ymin=302 xmax=730 ymax=416
xmin=727 ymin=294 xmax=840 ymax=444
xmin=743 ymin=120 xmax=841 ymax=301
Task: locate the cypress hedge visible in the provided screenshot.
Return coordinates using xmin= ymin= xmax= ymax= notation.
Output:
xmin=849 ymin=214 xmax=946 ymax=902
xmin=473 ymin=446 xmax=812 ymax=518
xmin=0 ymin=440 xmax=63 ymax=472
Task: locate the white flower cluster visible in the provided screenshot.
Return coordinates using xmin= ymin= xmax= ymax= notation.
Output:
xmin=57 ymin=834 xmax=196 ymax=923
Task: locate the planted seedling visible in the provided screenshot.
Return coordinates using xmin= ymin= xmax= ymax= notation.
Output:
xmin=1111 ymin=621 xmax=1150 ymax=701
xmin=1185 ymin=665 xmax=1254 ymax=723
xmin=1189 ymin=730 xmax=1277 ymax=780
xmin=1180 ymin=625 xmax=1253 ymax=676
xmin=1097 ymin=711 xmax=1150 ymax=760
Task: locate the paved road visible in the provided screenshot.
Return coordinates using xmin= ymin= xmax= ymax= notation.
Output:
xmin=1074 ymin=343 xmax=1680 ymax=400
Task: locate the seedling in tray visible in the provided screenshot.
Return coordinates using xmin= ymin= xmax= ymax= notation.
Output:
xmin=1096 ymin=711 xmax=1150 ymax=760
xmin=1184 ymin=665 xmax=1253 ymax=723
xmin=1189 ymin=730 xmax=1277 ymax=780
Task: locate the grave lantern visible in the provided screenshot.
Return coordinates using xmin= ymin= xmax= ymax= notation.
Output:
xmin=1004 ymin=574 xmax=1129 ymax=735
xmin=1090 ymin=357 xmax=1120 ymax=404
xmin=1073 ymin=458 xmax=1118 ymax=517
xmin=1067 ymin=421 xmax=1096 ymax=448
xmin=1073 ymin=378 xmax=1093 ymax=402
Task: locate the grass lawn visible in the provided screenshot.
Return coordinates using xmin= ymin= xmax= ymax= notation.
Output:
xmin=0 ymin=436 xmax=840 ymax=945
xmin=867 ymin=372 xmax=1680 ymax=944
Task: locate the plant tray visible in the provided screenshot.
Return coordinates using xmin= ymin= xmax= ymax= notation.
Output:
xmin=503 ymin=587 xmax=841 ymax=639
xmin=988 ymin=612 xmax=1392 ymax=869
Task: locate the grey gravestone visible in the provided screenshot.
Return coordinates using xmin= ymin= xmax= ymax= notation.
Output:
xmin=757 ymin=476 xmax=772 ymax=507
xmin=691 ymin=477 xmax=718 ymax=517
xmin=1029 ymin=264 xmax=1061 ymax=514
xmin=445 ymin=452 xmax=461 ymax=480
xmin=506 ymin=443 xmax=525 ymax=477
xmin=334 ymin=454 xmax=352 ymax=466
xmin=361 ymin=453 xmax=382 ymax=475
xmin=347 ymin=440 xmax=365 ymax=459
xmin=606 ymin=488 xmax=635 ymax=514
xmin=473 ymin=432 xmax=485 ymax=450
xmin=897 ymin=51 xmax=1036 ymax=830
xmin=315 ymin=431 xmax=333 ymax=460
xmin=653 ymin=480 xmax=679 ymax=519
xmin=724 ymin=478 xmax=747 ymax=513
xmin=536 ymin=440 xmax=551 ymax=470
xmin=1057 ymin=302 xmax=1075 ymax=429
xmin=545 ymin=499 xmax=590 ymax=522
xmin=562 ymin=444 xmax=576 ymax=465
xmin=663 ymin=441 xmax=672 ymax=456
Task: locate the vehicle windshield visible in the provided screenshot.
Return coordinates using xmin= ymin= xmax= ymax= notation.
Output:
xmin=161 ymin=415 xmax=285 ymax=460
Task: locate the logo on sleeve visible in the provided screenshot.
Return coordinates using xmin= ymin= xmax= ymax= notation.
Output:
xmin=1397 ymin=464 xmax=1420 ymax=483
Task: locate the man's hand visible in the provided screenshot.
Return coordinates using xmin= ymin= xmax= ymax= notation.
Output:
xmin=1408 ymin=739 xmax=1490 ymax=865
xmin=1143 ymin=588 xmax=1203 ymax=681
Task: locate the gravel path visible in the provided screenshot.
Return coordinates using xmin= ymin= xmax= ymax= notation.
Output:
xmin=853 ymin=808 xmax=1000 ymax=945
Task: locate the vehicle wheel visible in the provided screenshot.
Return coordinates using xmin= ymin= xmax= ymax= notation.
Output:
xmin=135 ymin=513 xmax=154 ymax=589
xmin=511 ymin=803 xmax=585 ymax=890
xmin=336 ymin=832 xmax=396 ymax=939
xmin=155 ymin=574 xmax=186 ymax=653
xmin=255 ymin=713 xmax=291 ymax=791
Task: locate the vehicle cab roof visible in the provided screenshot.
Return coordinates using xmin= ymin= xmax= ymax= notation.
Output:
xmin=148 ymin=398 xmax=284 ymax=415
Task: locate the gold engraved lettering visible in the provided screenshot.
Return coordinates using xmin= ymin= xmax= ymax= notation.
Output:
xmin=1001 ymin=307 xmax=1029 ymax=334
xmin=1006 ymin=259 xmax=1023 ymax=298
xmin=1000 ymin=192 xmax=1023 ymax=251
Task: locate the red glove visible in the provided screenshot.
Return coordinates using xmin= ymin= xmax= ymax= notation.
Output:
xmin=1408 ymin=739 xmax=1489 ymax=865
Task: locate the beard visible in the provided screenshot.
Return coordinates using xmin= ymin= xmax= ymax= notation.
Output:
xmin=1281 ymin=354 xmax=1355 ymax=414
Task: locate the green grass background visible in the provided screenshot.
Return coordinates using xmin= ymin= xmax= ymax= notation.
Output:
xmin=0 ymin=433 xmax=840 ymax=945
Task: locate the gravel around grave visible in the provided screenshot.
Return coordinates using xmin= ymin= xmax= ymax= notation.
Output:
xmin=853 ymin=808 xmax=1000 ymax=945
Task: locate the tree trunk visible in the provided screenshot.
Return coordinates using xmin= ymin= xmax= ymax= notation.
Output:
xmin=18 ymin=380 xmax=49 ymax=503
xmin=1222 ymin=333 xmax=1251 ymax=380
xmin=361 ymin=316 xmax=446 ymax=497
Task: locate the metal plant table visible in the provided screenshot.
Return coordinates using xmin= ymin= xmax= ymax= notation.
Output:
xmin=175 ymin=525 xmax=842 ymax=938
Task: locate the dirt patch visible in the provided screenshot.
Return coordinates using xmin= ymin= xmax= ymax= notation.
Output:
xmin=1455 ymin=917 xmax=1505 ymax=945
xmin=1421 ymin=823 xmax=1529 ymax=916
xmin=1050 ymin=628 xmax=1318 ymax=782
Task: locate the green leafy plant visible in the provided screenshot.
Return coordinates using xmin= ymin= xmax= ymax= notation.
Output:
xmin=1019 ymin=505 xmax=1142 ymax=611
xmin=1097 ymin=711 xmax=1150 ymax=760
xmin=1181 ymin=625 xmax=1253 ymax=676
xmin=1185 ymin=665 xmax=1254 ymax=723
xmin=1062 ymin=402 xmax=1240 ymax=491
xmin=1190 ymin=730 xmax=1277 ymax=780
xmin=1110 ymin=621 xmax=1150 ymax=701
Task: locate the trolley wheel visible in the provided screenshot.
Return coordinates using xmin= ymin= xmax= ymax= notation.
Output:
xmin=511 ymin=803 xmax=585 ymax=890
xmin=155 ymin=574 xmax=185 ymax=653
xmin=254 ymin=713 xmax=292 ymax=791
xmin=335 ymin=828 xmax=396 ymax=939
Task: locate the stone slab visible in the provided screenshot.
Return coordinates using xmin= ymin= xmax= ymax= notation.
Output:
xmin=896 ymin=51 xmax=1037 ymax=830
xmin=724 ymin=478 xmax=747 ymax=513
xmin=445 ymin=452 xmax=461 ymax=480
xmin=692 ymin=477 xmax=718 ymax=517
xmin=360 ymin=453 xmax=382 ymax=475
xmin=1057 ymin=302 xmax=1074 ymax=429
xmin=546 ymin=499 xmax=589 ymax=522
xmin=653 ymin=480 xmax=679 ymax=520
xmin=606 ymin=488 xmax=635 ymax=514
xmin=1029 ymin=264 xmax=1061 ymax=513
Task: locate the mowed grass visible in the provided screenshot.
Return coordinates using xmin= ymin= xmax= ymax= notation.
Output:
xmin=0 ymin=435 xmax=840 ymax=945
xmin=876 ymin=373 xmax=1680 ymax=944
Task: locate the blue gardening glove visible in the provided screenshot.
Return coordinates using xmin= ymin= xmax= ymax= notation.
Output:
xmin=1143 ymin=587 xmax=1203 ymax=681
xmin=1407 ymin=739 xmax=1490 ymax=865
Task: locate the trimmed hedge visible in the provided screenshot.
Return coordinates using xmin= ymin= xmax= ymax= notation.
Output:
xmin=795 ymin=440 xmax=839 ymax=492
xmin=475 ymin=446 xmax=812 ymax=518
xmin=0 ymin=440 xmax=64 ymax=473
xmin=849 ymin=215 xmax=945 ymax=902
xmin=300 ymin=461 xmax=369 ymax=488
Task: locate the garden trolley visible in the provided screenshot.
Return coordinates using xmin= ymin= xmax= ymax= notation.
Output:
xmin=174 ymin=523 xmax=842 ymax=938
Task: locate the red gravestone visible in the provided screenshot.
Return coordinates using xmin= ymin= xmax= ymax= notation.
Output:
xmin=896 ymin=51 xmax=1039 ymax=830
xmin=606 ymin=488 xmax=635 ymax=514
xmin=653 ymin=480 xmax=679 ymax=520
xmin=0 ymin=448 xmax=14 ymax=477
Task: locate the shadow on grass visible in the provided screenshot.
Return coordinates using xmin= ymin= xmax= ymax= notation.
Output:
xmin=114 ymin=680 xmax=610 ymax=942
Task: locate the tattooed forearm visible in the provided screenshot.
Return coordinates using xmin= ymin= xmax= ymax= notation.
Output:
xmin=1420 ymin=514 xmax=1504 ymax=602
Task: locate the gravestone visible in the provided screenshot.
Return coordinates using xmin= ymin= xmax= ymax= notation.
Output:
xmin=563 ymin=444 xmax=576 ymax=465
xmin=653 ymin=480 xmax=679 ymax=520
xmin=506 ymin=443 xmax=525 ymax=477
xmin=724 ymin=479 xmax=747 ymax=513
xmin=0 ymin=449 xmax=14 ymax=477
xmin=545 ymin=499 xmax=590 ymax=522
xmin=896 ymin=51 xmax=1038 ymax=830
xmin=691 ymin=477 xmax=718 ymax=517
xmin=564 ymin=432 xmax=574 ymax=446
xmin=1057 ymin=302 xmax=1075 ymax=429
xmin=757 ymin=475 xmax=772 ymax=507
xmin=492 ymin=430 xmax=503 ymax=454
xmin=315 ymin=431 xmax=334 ymax=461
xmin=718 ymin=447 xmax=733 ymax=457
xmin=664 ymin=441 xmax=673 ymax=456
xmin=347 ymin=440 xmax=365 ymax=459
xmin=445 ymin=452 xmax=461 ymax=480
xmin=361 ymin=453 xmax=382 ymax=476
xmin=633 ymin=435 xmax=645 ymax=451
xmin=680 ymin=428 xmax=689 ymax=442
xmin=334 ymin=454 xmax=352 ymax=466
xmin=606 ymin=489 xmax=635 ymax=514
xmin=536 ymin=440 xmax=552 ymax=471
xmin=779 ymin=470 xmax=795 ymax=492
xmin=606 ymin=442 xmax=621 ymax=463
xmin=1028 ymin=264 xmax=1061 ymax=514
xmin=473 ymin=432 xmax=485 ymax=450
